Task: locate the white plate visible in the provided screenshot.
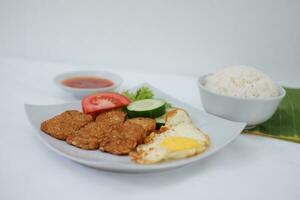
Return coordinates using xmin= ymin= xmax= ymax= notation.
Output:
xmin=25 ymin=83 xmax=246 ymax=173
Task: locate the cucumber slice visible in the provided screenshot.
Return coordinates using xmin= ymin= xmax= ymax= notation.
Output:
xmin=155 ymin=115 xmax=166 ymax=129
xmin=127 ymin=99 xmax=166 ymax=118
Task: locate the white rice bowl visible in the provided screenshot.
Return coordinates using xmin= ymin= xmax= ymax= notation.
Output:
xmin=204 ymin=66 xmax=279 ymax=98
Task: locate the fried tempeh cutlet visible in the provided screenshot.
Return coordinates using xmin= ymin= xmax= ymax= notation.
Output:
xmin=99 ymin=121 xmax=145 ymax=155
xmin=95 ymin=110 xmax=126 ymax=125
xmin=67 ymin=121 xmax=145 ymax=153
xmin=126 ymin=117 xmax=156 ymax=136
xmin=66 ymin=110 xmax=127 ymax=150
xmin=43 ymin=109 xmax=148 ymax=155
xmin=40 ymin=110 xmax=93 ymax=140
xmin=66 ymin=122 xmax=113 ymax=150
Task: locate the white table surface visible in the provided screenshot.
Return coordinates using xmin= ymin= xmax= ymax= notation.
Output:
xmin=0 ymin=58 xmax=299 ymax=200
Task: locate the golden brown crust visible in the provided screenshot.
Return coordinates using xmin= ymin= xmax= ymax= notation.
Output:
xmin=126 ymin=117 xmax=156 ymax=136
xmin=66 ymin=109 xmax=127 ymax=150
xmin=99 ymin=122 xmax=145 ymax=155
xmin=40 ymin=110 xmax=93 ymax=140
xmin=129 ymin=151 xmax=140 ymax=162
xmin=66 ymin=118 xmax=145 ymax=153
xmin=66 ymin=122 xmax=114 ymax=150
xmin=142 ymin=132 xmax=158 ymax=144
xmin=95 ymin=110 xmax=126 ymax=125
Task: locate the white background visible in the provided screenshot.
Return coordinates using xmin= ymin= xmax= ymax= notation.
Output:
xmin=0 ymin=1 xmax=299 ymax=200
xmin=0 ymin=0 xmax=299 ymax=80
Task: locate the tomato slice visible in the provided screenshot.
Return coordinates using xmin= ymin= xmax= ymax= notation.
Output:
xmin=82 ymin=92 xmax=131 ymax=114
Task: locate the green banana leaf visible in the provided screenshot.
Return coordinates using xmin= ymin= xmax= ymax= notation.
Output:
xmin=243 ymin=87 xmax=300 ymax=143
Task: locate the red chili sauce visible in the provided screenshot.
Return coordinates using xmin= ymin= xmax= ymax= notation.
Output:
xmin=62 ymin=76 xmax=114 ymax=89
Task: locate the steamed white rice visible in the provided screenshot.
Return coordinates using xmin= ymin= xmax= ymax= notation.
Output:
xmin=204 ymin=66 xmax=279 ymax=98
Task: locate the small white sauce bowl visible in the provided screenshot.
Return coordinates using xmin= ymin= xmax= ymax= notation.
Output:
xmin=54 ymin=70 xmax=123 ymax=98
xmin=198 ymin=74 xmax=286 ymax=128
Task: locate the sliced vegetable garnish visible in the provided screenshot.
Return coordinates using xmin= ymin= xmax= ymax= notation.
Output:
xmin=155 ymin=115 xmax=166 ymax=129
xmin=122 ymin=86 xmax=154 ymax=101
xmin=127 ymin=99 xmax=166 ymax=118
xmin=122 ymin=86 xmax=172 ymax=108
xmin=82 ymin=92 xmax=131 ymax=114
xmin=155 ymin=107 xmax=177 ymax=129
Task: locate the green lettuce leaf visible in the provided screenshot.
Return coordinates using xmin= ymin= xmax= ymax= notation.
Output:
xmin=122 ymin=86 xmax=154 ymax=101
xmin=122 ymin=86 xmax=172 ymax=108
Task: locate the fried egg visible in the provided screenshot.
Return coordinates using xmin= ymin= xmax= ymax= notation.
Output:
xmin=130 ymin=109 xmax=210 ymax=164
xmin=165 ymin=108 xmax=192 ymax=127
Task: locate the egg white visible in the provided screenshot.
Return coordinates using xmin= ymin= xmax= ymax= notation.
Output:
xmin=131 ymin=109 xmax=210 ymax=164
xmin=165 ymin=109 xmax=192 ymax=127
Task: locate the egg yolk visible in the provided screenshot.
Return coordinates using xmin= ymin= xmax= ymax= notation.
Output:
xmin=160 ymin=137 xmax=199 ymax=152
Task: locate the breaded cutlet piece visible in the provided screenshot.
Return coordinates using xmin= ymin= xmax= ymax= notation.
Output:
xmin=40 ymin=110 xmax=93 ymax=140
xmin=66 ymin=122 xmax=117 ymax=150
xmin=126 ymin=117 xmax=156 ymax=135
xmin=95 ymin=110 xmax=126 ymax=125
xmin=99 ymin=121 xmax=145 ymax=155
xmin=67 ymin=121 xmax=144 ymax=153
